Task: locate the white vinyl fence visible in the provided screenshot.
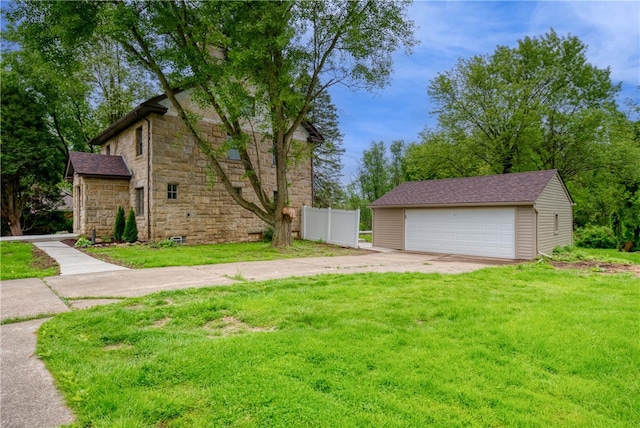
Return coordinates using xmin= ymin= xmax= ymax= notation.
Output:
xmin=301 ymin=206 xmax=360 ymax=248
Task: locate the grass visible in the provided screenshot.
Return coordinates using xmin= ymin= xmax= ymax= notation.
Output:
xmin=37 ymin=265 xmax=639 ymax=427
xmin=0 ymin=241 xmax=58 ymax=280
xmin=86 ymin=240 xmax=363 ymax=268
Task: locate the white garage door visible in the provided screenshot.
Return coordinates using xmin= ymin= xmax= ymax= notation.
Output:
xmin=405 ymin=207 xmax=515 ymax=259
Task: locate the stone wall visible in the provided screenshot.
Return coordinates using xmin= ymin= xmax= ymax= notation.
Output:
xmin=73 ymin=176 xmax=130 ymax=238
xmin=149 ymin=115 xmax=313 ymax=243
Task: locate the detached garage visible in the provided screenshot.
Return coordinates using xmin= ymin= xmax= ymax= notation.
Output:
xmin=370 ymin=170 xmax=574 ymax=260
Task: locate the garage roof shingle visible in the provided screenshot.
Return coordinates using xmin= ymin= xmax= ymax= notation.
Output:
xmin=370 ymin=169 xmax=561 ymax=207
xmin=65 ymin=151 xmax=131 ymax=180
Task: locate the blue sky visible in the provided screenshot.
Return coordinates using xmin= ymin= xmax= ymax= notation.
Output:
xmin=328 ymin=0 xmax=640 ymax=183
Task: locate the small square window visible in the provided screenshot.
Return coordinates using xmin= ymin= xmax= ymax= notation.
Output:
xmin=226 ymin=133 xmax=241 ymax=160
xmin=136 ymin=126 xmax=143 ymax=156
xmin=234 ymin=186 xmax=242 ymax=197
xmin=167 ymin=184 xmax=178 ymax=200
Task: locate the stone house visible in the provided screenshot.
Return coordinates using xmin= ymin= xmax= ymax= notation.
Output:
xmin=65 ymin=90 xmax=322 ymax=243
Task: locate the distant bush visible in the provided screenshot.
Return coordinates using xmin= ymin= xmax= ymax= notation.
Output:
xmin=574 ymin=225 xmax=617 ymax=249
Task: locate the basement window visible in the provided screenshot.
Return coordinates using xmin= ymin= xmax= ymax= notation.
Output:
xmin=167 ymin=184 xmax=178 ymax=200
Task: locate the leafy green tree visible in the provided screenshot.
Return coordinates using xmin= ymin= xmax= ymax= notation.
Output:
xmin=357 ymin=141 xmax=392 ymax=202
xmin=306 ymin=89 xmax=346 ymax=208
xmin=3 ymin=0 xmax=156 ymax=151
xmin=389 ymin=140 xmax=406 ymax=187
xmin=113 ymin=206 xmax=126 ymax=241
xmin=427 ymin=29 xmax=619 ymax=179
xmin=123 ymin=208 xmax=138 ymax=243
xmin=29 ymin=0 xmax=415 ymax=247
xmin=0 ymin=72 xmax=65 ymax=235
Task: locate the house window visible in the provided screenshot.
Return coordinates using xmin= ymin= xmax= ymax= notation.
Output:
xmin=136 ymin=187 xmax=144 ymax=216
xmin=106 ymin=145 xmax=111 ymax=155
xmin=234 ymin=186 xmax=242 ymax=197
xmin=554 ymin=214 xmax=559 ymax=234
xmin=273 ymin=191 xmax=278 ymax=204
xmin=226 ymin=134 xmax=241 ymax=161
xmin=136 ymin=126 xmax=143 ymax=156
xmin=167 ymin=184 xmax=178 ymax=200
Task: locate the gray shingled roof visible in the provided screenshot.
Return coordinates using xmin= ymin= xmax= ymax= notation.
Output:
xmin=370 ymin=170 xmax=562 ymax=207
xmin=65 ymin=152 xmax=131 ymax=180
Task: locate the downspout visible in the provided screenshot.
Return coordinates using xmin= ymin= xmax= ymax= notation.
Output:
xmin=136 ymin=110 xmax=152 ymax=242
xmin=144 ymin=116 xmax=151 ymax=241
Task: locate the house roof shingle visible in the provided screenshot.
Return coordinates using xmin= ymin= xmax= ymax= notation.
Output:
xmin=370 ymin=169 xmax=565 ymax=207
xmin=65 ymin=152 xmax=131 ymax=181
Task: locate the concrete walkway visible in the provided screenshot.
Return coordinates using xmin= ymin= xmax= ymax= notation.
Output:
xmin=34 ymin=241 xmax=128 ymax=275
xmin=1 ymin=241 xmax=506 ymax=428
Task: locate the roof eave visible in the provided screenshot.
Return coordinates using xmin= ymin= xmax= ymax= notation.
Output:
xmin=369 ymin=201 xmax=537 ymax=209
xmin=89 ymin=102 xmax=168 ymax=146
xmin=74 ymin=173 xmax=132 ymax=180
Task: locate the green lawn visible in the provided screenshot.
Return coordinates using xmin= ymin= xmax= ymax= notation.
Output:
xmin=86 ymin=240 xmax=363 ymax=268
xmin=38 ymin=265 xmax=639 ymax=427
xmin=0 ymin=241 xmax=58 ymax=280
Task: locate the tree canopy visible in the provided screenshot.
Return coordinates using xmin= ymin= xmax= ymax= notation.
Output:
xmin=20 ymin=0 xmax=415 ymax=246
xmin=425 ymin=29 xmax=620 ymax=179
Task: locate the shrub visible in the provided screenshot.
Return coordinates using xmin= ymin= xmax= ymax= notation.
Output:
xmin=113 ymin=206 xmax=125 ymax=241
xmin=574 ymin=225 xmax=617 ymax=249
xmin=150 ymin=239 xmax=177 ymax=248
xmin=122 ymin=208 xmax=138 ymax=243
xmin=74 ymin=236 xmax=92 ymax=248
xmin=263 ymin=226 xmax=274 ymax=242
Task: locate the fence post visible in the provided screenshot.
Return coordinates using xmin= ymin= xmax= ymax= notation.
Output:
xmin=301 ymin=206 xmax=307 ymax=240
xmin=326 ymin=207 xmax=332 ymax=243
xmin=354 ymin=208 xmax=360 ymax=248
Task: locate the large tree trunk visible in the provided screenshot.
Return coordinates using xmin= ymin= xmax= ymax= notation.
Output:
xmin=1 ymin=179 xmax=25 ymax=236
xmin=7 ymin=213 xmax=24 ymax=236
xmin=272 ymin=212 xmax=292 ymax=247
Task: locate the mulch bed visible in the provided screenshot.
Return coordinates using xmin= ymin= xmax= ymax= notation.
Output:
xmin=551 ymin=260 xmax=640 ymax=277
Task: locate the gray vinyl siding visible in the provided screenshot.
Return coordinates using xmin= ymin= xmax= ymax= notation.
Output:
xmin=515 ymin=206 xmax=536 ymax=259
xmin=372 ymin=208 xmax=404 ymax=250
xmin=535 ymin=174 xmax=573 ymax=254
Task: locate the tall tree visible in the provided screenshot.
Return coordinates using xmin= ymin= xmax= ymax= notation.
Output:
xmin=389 ymin=140 xmax=406 ymax=187
xmin=1 ymin=72 xmax=65 ymax=236
xmin=3 ymin=0 xmax=156 ymax=151
xmin=25 ymin=0 xmax=415 ymax=247
xmin=427 ymin=29 xmax=619 ymax=179
xmin=356 ymin=141 xmax=391 ymax=202
xmin=306 ymin=89 xmax=345 ymax=207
